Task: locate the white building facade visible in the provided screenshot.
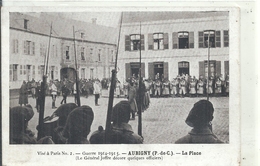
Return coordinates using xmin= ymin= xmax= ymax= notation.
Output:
xmin=117 ymin=12 xmax=229 ymax=82
xmin=9 ymin=13 xmax=116 ymax=90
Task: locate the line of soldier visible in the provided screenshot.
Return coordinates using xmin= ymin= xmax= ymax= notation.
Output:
xmin=138 ymin=74 xmax=229 ymax=98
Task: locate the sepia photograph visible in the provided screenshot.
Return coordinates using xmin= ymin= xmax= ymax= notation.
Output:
xmin=2 ymin=3 xmax=245 ymax=165
xmin=8 ymin=11 xmax=229 ymax=144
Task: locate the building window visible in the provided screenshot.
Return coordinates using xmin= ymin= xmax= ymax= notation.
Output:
xmin=24 ymin=19 xmax=28 ymax=29
xmin=12 ymin=39 xmax=19 ymax=53
xmin=199 ymin=30 xmax=221 ymax=48
xmin=52 ymin=45 xmax=57 ymax=57
xmin=90 ymin=48 xmax=93 ymax=61
xmin=224 ymin=30 xmax=229 ymax=47
xmin=32 ymin=65 xmax=35 ymax=79
xmin=81 ymin=33 xmax=85 ymax=39
xmin=153 ymin=33 xmax=164 ymax=50
xmin=81 ymin=47 xmax=85 ymax=60
xmin=38 ymin=65 xmax=44 ymax=76
xmin=90 ymin=68 xmax=94 ymax=79
xmin=65 ymin=46 xmax=70 ymax=59
xmin=9 ymin=65 xmax=18 ymax=81
xmin=125 ymin=34 xmax=145 ymax=51
xmin=40 ymin=43 xmax=46 ymax=56
xmin=178 ymin=32 xmax=189 ymax=49
xmin=130 ymin=34 xmax=140 ymax=51
xmin=20 ymin=65 xmax=23 ymax=75
xmin=111 ymin=50 xmax=114 ymax=62
xmin=81 ymin=68 xmax=85 ymax=79
xmin=178 ymin=61 xmax=190 ymax=75
xmin=24 ymin=41 xmax=35 ymax=55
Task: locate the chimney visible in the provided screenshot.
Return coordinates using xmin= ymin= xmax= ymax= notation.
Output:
xmin=92 ymin=18 xmax=97 ymax=24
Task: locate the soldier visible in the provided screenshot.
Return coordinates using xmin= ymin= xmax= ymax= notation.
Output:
xmin=206 ymin=77 xmax=214 ymax=96
xmin=154 ymin=79 xmax=161 ymax=97
xmin=162 ymin=79 xmax=170 ymax=97
xmin=179 ymin=77 xmax=187 ymax=97
xmin=60 ymin=83 xmax=70 ymax=104
xmin=19 ymin=81 xmax=29 ymax=106
xmin=49 ymin=80 xmax=58 ymax=109
xmin=89 ymin=101 xmax=143 ymax=144
xmin=123 ymin=79 xmax=130 ymax=98
xmin=197 ymin=78 xmax=204 ymax=97
xmin=175 ymin=100 xmax=223 ymax=144
xmin=93 ymin=79 xmax=102 ymax=106
xmin=189 ymin=78 xmax=197 ymax=97
xmin=62 ymin=106 xmax=94 ymax=144
xmin=171 ymin=78 xmax=179 ymax=97
xmin=215 ymin=77 xmax=222 ymax=96
xmin=115 ymin=80 xmax=121 ymax=98
xmin=10 ymin=105 xmax=54 ymax=144
xmin=224 ymin=75 xmax=229 ymax=96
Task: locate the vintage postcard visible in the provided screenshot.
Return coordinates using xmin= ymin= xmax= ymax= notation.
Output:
xmin=1 ymin=2 xmax=246 ymax=166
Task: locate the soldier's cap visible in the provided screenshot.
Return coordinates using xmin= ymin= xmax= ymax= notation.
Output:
xmin=112 ymin=100 xmax=131 ymax=124
xmin=54 ymin=103 xmax=78 ymax=127
xmin=185 ymin=100 xmax=214 ymax=127
xmin=63 ymin=105 xmax=94 ymax=138
xmin=10 ymin=105 xmax=34 ymax=123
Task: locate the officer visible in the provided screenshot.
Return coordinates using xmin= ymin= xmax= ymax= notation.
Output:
xmin=175 ymin=100 xmax=223 ymax=144
xmin=89 ymin=100 xmax=143 ymax=144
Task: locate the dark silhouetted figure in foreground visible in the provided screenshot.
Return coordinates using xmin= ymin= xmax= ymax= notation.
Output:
xmin=62 ymin=105 xmax=94 ymax=144
xmin=10 ymin=105 xmax=53 ymax=144
xmin=175 ymin=100 xmax=223 ymax=144
xmin=89 ymin=100 xmax=143 ymax=144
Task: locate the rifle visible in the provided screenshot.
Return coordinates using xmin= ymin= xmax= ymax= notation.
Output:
xmin=104 ymin=12 xmax=123 ymax=143
xmin=73 ymin=26 xmax=81 ymax=106
xmin=138 ymin=22 xmax=143 ymax=136
xmin=37 ymin=22 xmax=52 ymax=140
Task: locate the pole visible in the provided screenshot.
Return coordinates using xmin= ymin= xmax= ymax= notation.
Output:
xmin=207 ymin=33 xmax=210 ymax=101
xmin=138 ymin=22 xmax=142 ymax=136
xmin=73 ymin=26 xmax=81 ymax=106
xmin=37 ymin=23 xmax=52 ymax=140
xmin=104 ymin=12 xmax=123 ymax=143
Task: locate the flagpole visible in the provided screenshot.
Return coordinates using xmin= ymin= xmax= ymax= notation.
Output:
xmin=207 ymin=32 xmax=210 ymax=101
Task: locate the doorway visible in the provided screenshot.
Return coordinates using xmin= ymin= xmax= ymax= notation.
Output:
xmin=154 ymin=62 xmax=164 ymax=80
xmin=60 ymin=67 xmax=76 ymax=82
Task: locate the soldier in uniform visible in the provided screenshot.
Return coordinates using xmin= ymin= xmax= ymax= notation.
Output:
xmin=154 ymin=79 xmax=161 ymax=97
xmin=89 ymin=101 xmax=143 ymax=144
xmin=224 ymin=75 xmax=229 ymax=96
xmin=175 ymin=100 xmax=223 ymax=144
xmin=10 ymin=105 xmax=54 ymax=144
xmin=62 ymin=105 xmax=94 ymax=144
xmin=123 ymin=79 xmax=130 ymax=98
xmin=60 ymin=83 xmax=70 ymax=104
xmin=197 ymin=78 xmax=204 ymax=97
xmin=189 ymin=78 xmax=197 ymax=97
xmin=179 ymin=77 xmax=187 ymax=97
xmin=49 ymin=80 xmax=58 ymax=109
xmin=215 ymin=77 xmax=222 ymax=96
xmin=206 ymin=77 xmax=214 ymax=96
xmin=115 ymin=80 xmax=121 ymax=98
xmin=171 ymin=78 xmax=179 ymax=97
xmin=162 ymin=79 xmax=170 ymax=97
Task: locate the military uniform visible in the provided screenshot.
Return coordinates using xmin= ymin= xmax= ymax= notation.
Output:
xmin=179 ymin=78 xmax=187 ymax=97
xmin=154 ymin=80 xmax=161 ymax=97
xmin=215 ymin=79 xmax=222 ymax=94
xmin=171 ymin=78 xmax=179 ymax=97
xmin=206 ymin=79 xmax=213 ymax=94
xmin=189 ymin=79 xmax=197 ymax=95
xmin=196 ymin=80 xmax=204 ymax=95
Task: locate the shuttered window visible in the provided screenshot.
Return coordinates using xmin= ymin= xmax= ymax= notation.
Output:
xmin=163 ymin=33 xmax=168 ymax=49
xmin=224 ymin=30 xmax=229 ymax=47
xmin=148 ymin=34 xmax=154 ymax=50
xmin=215 ymin=31 xmax=221 ymax=47
xmin=125 ymin=35 xmax=131 ymax=51
xmin=129 ymin=34 xmax=145 ymax=51
xmin=172 ymin=32 xmax=178 ymax=49
xmin=153 ymin=33 xmax=164 ymax=50
xmin=198 ymin=31 xmax=204 ymax=48
xmin=189 ymin=32 xmax=194 ymax=48
xmin=13 ymin=39 xmax=19 ymax=53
